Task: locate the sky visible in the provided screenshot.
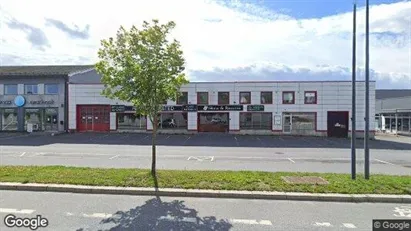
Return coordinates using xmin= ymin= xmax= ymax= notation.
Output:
xmin=0 ymin=0 xmax=410 ymax=89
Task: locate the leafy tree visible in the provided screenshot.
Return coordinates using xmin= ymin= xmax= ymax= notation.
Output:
xmin=96 ymin=19 xmax=188 ymax=176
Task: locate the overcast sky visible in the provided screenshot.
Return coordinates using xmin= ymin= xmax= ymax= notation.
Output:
xmin=0 ymin=0 xmax=410 ymax=89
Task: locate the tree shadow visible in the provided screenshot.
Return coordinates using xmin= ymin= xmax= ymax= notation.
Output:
xmin=76 ymin=197 xmax=233 ymax=231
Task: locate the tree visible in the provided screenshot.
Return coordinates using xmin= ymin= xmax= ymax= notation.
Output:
xmin=96 ymin=19 xmax=188 ymax=176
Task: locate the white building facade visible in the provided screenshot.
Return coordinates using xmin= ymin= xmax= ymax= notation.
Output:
xmin=68 ymin=70 xmax=376 ymax=138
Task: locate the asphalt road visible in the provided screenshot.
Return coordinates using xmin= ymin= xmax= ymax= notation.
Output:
xmin=0 ymin=190 xmax=410 ymax=231
xmin=0 ymin=133 xmax=410 ymax=175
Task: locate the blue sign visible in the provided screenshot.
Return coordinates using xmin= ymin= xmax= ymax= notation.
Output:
xmin=14 ymin=95 xmax=26 ymax=107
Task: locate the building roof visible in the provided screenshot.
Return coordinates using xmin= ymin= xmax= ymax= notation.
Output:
xmin=0 ymin=65 xmax=94 ymax=77
xmin=376 ymin=89 xmax=411 ymax=100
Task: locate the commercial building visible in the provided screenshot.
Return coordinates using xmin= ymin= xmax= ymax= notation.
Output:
xmin=0 ymin=65 xmax=93 ymax=132
xmin=375 ymin=89 xmax=411 ymax=135
xmin=68 ymin=69 xmax=376 ymax=138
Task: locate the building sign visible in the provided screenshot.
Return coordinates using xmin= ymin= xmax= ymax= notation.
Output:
xmin=111 ymin=105 xmax=126 ymax=112
xmin=0 ymin=100 xmax=12 ymax=105
xmin=274 ymin=115 xmax=282 ymax=125
xmin=14 ymin=96 xmax=26 ymax=107
xmin=29 ymin=100 xmax=54 ymax=105
xmin=198 ymin=105 xmax=243 ymax=111
xmin=182 ymin=104 xmax=198 ymax=112
xmin=247 ymin=105 xmax=264 ymax=111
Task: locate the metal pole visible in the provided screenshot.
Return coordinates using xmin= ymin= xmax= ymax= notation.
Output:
xmin=351 ymin=0 xmax=357 ymax=180
xmin=364 ymin=0 xmax=370 ymax=179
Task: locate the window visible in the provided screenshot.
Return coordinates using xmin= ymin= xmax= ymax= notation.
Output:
xmin=45 ymin=84 xmax=59 ymax=94
xmin=304 ymin=91 xmax=317 ymax=104
xmin=117 ymin=113 xmax=146 ymax=130
xmin=261 ymin=92 xmax=273 ymax=104
xmin=25 ymin=84 xmax=38 ymax=95
xmin=240 ymin=113 xmax=272 ymax=130
xmin=239 ymin=92 xmax=251 ymax=104
xmin=218 ymin=92 xmax=229 ymax=104
xmin=4 ymin=84 xmax=17 ymax=95
xmin=284 ymin=112 xmax=316 ymax=134
xmin=158 ymin=113 xmax=187 ymax=129
xmin=282 ymin=91 xmax=295 ymax=104
xmin=197 ymin=92 xmax=208 ymax=104
xmin=1 ymin=108 xmax=18 ymax=131
xmin=177 ymin=92 xmax=188 ymax=105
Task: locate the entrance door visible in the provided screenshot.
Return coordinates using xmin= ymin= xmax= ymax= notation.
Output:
xmin=77 ymin=105 xmax=110 ymax=132
xmin=327 ymin=111 xmax=349 ymax=138
xmin=283 ymin=115 xmax=292 ymax=133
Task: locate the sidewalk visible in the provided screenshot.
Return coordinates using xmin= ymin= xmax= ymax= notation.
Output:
xmin=1 ymin=182 xmax=410 ymax=204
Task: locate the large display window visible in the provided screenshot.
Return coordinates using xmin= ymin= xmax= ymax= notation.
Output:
xmin=0 ymin=108 xmax=18 ymax=131
xmin=198 ymin=113 xmax=229 ymax=132
xmin=240 ymin=113 xmax=272 ymax=130
xmin=24 ymin=108 xmax=59 ymax=131
xmin=157 ymin=112 xmax=187 ymax=129
xmin=117 ymin=113 xmax=147 ymax=130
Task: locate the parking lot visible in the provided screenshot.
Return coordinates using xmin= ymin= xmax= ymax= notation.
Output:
xmin=0 ymin=132 xmax=410 ymax=150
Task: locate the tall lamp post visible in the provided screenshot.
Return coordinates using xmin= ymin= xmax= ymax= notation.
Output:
xmin=364 ymin=0 xmax=370 ymax=180
xmin=351 ymin=0 xmax=357 ymax=180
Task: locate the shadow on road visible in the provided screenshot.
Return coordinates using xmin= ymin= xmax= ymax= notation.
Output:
xmin=1 ymin=132 xmax=410 ymax=150
xmin=76 ymin=198 xmax=233 ymax=231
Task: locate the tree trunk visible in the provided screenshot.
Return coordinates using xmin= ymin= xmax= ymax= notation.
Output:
xmin=151 ymin=115 xmax=157 ymax=176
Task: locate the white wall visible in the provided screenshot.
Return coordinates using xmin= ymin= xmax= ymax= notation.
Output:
xmin=68 ymin=81 xmax=376 ymax=134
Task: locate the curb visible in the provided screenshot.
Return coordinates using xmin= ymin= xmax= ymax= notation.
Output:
xmin=0 ymin=182 xmax=410 ymax=203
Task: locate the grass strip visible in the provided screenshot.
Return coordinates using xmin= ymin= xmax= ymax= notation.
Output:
xmin=0 ymin=166 xmax=410 ymax=195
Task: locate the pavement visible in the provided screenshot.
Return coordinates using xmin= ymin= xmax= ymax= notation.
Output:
xmin=0 ymin=132 xmax=410 ymax=175
xmin=1 ymin=190 xmax=410 ymax=231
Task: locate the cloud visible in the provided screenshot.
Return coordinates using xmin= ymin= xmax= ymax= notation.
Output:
xmin=0 ymin=0 xmax=409 ymax=88
xmin=45 ymin=18 xmax=90 ymax=39
xmin=5 ymin=19 xmax=50 ymax=50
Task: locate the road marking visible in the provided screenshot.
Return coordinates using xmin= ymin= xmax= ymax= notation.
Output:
xmin=109 ymin=155 xmax=119 ymax=160
xmin=66 ymin=212 xmax=74 ymax=216
xmin=82 ymin=213 xmax=112 ymax=218
xmin=0 ymin=208 xmax=35 ymax=214
xmin=393 ymin=206 xmax=411 ymax=217
xmin=342 ymin=223 xmax=357 ymax=228
xmin=165 ymin=136 xmax=170 ymax=139
xmin=159 ymin=215 xmax=197 ymax=223
xmin=210 ymin=156 xmax=214 ymax=161
xmin=287 ymin=158 xmax=295 ymax=163
xmin=314 ymin=222 xmax=332 ymax=227
xmin=234 ymin=136 xmax=239 ymax=146
xmin=187 ymin=156 xmax=213 ymax=162
xmin=183 ymin=136 xmax=191 ymax=144
xmin=375 ymin=159 xmax=396 ymax=166
xmin=229 ymin=219 xmax=272 ymax=226
xmin=19 ymin=152 xmax=26 ymax=157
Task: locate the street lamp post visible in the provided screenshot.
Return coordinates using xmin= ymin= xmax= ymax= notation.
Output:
xmin=351 ymin=0 xmax=357 ymax=180
xmin=364 ymin=0 xmax=370 ymax=180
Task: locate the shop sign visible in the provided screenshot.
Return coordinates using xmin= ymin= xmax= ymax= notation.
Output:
xmin=247 ymin=105 xmax=264 ymax=111
xmin=0 ymin=100 xmax=12 ymax=105
xmin=182 ymin=104 xmax=198 ymax=112
xmin=198 ymin=105 xmax=243 ymax=111
xmin=111 ymin=105 xmax=126 ymax=112
xmin=29 ymin=100 xmax=54 ymax=105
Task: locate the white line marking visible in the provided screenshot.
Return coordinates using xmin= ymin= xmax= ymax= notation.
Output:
xmin=19 ymin=152 xmax=26 ymax=157
xmin=82 ymin=213 xmax=112 ymax=218
xmin=229 ymin=219 xmax=272 ymax=225
xmin=314 ymin=222 xmax=332 ymax=227
xmin=109 ymin=155 xmax=119 ymax=160
xmin=187 ymin=156 xmax=193 ymax=161
xmin=375 ymin=159 xmax=396 ymax=165
xmin=66 ymin=212 xmax=74 ymax=216
xmin=342 ymin=223 xmax=357 ymax=228
xmin=0 ymin=208 xmax=35 ymax=214
xmin=288 ymin=158 xmax=295 ymax=163
xmin=165 ymin=136 xmax=170 ymax=139
xmin=210 ymin=156 xmax=214 ymax=162
xmin=159 ymin=216 xmax=197 ymax=223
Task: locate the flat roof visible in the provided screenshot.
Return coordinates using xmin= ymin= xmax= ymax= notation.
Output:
xmin=0 ymin=65 xmax=94 ymax=77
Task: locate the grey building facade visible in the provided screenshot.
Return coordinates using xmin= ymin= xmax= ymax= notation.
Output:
xmin=375 ymin=89 xmax=411 ymax=135
xmin=0 ymin=65 xmax=93 ymax=132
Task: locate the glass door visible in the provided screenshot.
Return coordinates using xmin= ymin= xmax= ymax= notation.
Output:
xmin=283 ymin=114 xmax=292 ymax=133
xmin=44 ymin=108 xmax=58 ymax=131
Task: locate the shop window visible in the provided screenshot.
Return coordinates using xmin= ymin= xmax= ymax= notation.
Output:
xmin=218 ymin=92 xmax=229 ymax=105
xmin=288 ymin=112 xmax=316 ymax=134
xmin=118 ymin=113 xmax=147 ymax=130
xmin=239 ymin=92 xmax=251 ymax=104
xmin=24 ymin=108 xmax=43 ymax=131
xmin=240 ymin=113 xmax=272 ymax=130
xmin=158 ymin=113 xmax=187 ymax=129
xmin=177 ymin=92 xmax=188 ymax=105
xmin=282 ymin=91 xmax=295 ymax=104
xmin=197 ymin=92 xmax=208 ymax=104
xmin=261 ymin=92 xmax=273 ymax=104
xmin=4 ymin=84 xmax=17 ymax=95
xmin=25 ymin=84 xmax=38 ymax=95
xmin=198 ymin=113 xmax=229 ymax=132
xmin=45 ymin=84 xmax=59 ymax=95
xmin=304 ymin=91 xmax=317 ymax=104
xmin=1 ymin=108 xmax=18 ymax=131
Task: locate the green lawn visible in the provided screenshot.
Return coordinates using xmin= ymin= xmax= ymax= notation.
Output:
xmin=0 ymin=166 xmax=410 ymax=194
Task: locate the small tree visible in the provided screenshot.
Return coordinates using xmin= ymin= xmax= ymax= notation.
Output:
xmin=96 ymin=19 xmax=188 ymax=176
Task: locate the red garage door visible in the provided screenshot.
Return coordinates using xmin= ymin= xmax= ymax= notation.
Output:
xmin=77 ymin=105 xmax=110 ymax=132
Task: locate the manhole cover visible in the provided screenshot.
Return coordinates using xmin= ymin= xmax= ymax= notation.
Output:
xmin=274 ymin=152 xmax=284 ymax=155
xmin=281 ymin=176 xmax=329 ymax=185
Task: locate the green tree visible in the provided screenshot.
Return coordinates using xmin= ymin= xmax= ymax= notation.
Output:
xmin=96 ymin=19 xmax=188 ymax=176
